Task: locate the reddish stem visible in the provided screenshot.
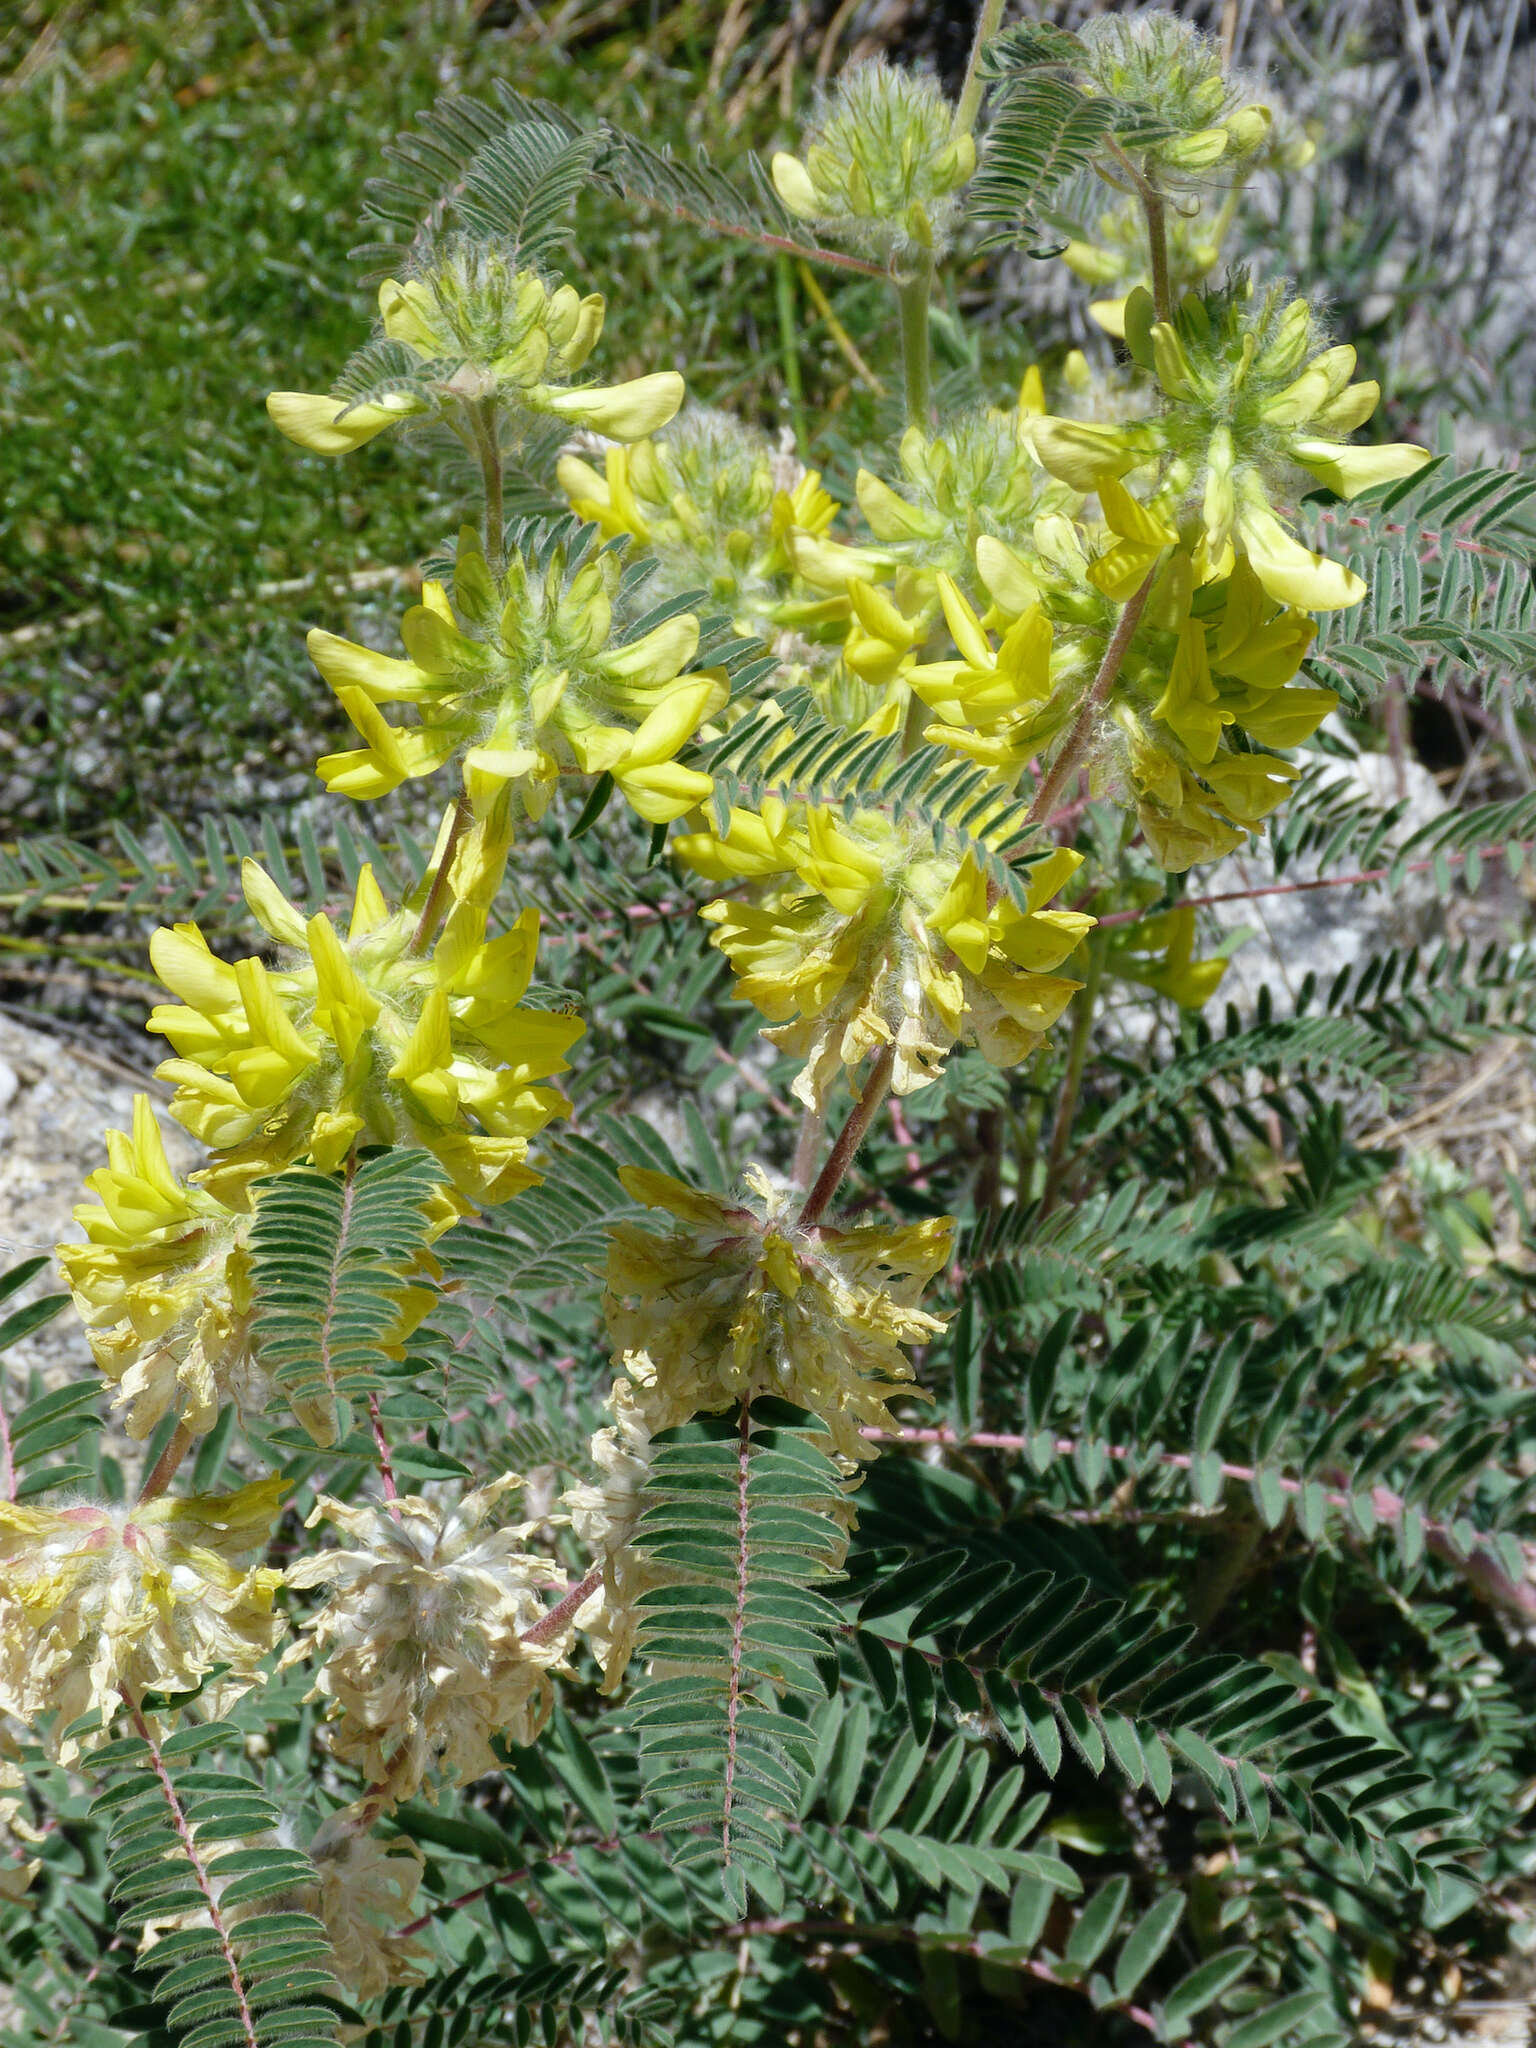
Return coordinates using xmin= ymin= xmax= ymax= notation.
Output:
xmin=800 ymin=1047 xmax=896 ymax=1228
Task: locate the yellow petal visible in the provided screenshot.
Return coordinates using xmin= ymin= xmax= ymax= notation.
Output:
xmin=1290 ymin=439 xmax=1431 ymax=500
xmin=540 ymin=372 xmax=685 ymax=442
xmin=241 ymin=858 xmax=307 ymax=947
xmin=771 ymin=152 xmax=822 ymax=220
xmin=1237 ymin=502 xmax=1366 ymax=611
xmin=306 ymin=629 xmax=432 ymax=705
xmin=265 ymin=391 xmax=417 ymax=455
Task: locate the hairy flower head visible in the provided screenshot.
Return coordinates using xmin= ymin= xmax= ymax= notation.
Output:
xmin=676 ymin=801 xmax=1092 ymax=1110
xmin=604 ymin=1164 xmax=952 ymax=1465
xmin=0 ymin=1480 xmax=285 ymax=1759
xmin=147 ymin=850 xmax=581 ymax=1206
xmin=309 ymin=1812 xmax=428 ymax=2001
xmin=559 ymin=408 xmax=841 ymax=645
xmin=268 ymin=240 xmax=682 ymax=457
xmin=285 ymin=1478 xmax=570 ymax=1805
xmin=1030 ymin=280 xmax=1430 ymax=609
xmin=311 ymin=529 xmax=723 ymax=827
xmin=772 ymin=59 xmax=975 ymax=263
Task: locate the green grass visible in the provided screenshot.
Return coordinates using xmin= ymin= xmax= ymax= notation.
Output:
xmin=0 ymin=0 xmax=868 ymax=833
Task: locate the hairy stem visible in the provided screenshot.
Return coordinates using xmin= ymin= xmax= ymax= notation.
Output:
xmin=410 ymin=791 xmax=472 ymax=956
xmin=800 ymin=1046 xmax=897 ymax=1227
xmin=895 ymin=261 xmax=934 ymax=431
xmin=522 ymin=1562 xmax=603 ymax=1648
xmin=1025 ymin=566 xmax=1157 ymax=828
xmin=1142 ymin=180 xmax=1173 ymax=324
xmin=471 ymin=398 xmax=505 ymax=573
xmin=125 ymin=1695 xmax=260 ymax=2048
xmin=367 ymin=1392 xmax=400 ymax=1514
xmin=1039 ymin=925 xmax=1107 ymax=1216
xmin=137 ymin=1422 xmax=194 ymax=1504
xmin=953 ymin=0 xmax=1007 ymax=138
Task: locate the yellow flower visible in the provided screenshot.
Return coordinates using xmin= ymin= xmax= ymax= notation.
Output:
xmin=311 ymin=530 xmax=723 ymax=828
xmin=605 ymin=1164 xmax=952 ymax=1465
xmin=268 ymin=245 xmax=682 ymax=457
xmin=1107 ymin=904 xmax=1228 ymax=1009
xmin=676 ymin=804 xmax=1092 ymax=1111
xmin=1034 ymin=282 xmax=1428 ymax=612
xmin=0 ymin=1481 xmax=286 ymax=1760
xmin=285 ymin=1478 xmax=571 ymax=1805
xmin=147 ymin=852 xmax=582 ymax=1207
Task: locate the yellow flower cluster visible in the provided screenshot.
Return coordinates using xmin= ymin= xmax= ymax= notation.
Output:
xmin=0 ymin=1480 xmax=285 ymax=1760
xmin=284 ymin=1477 xmax=573 ymax=1805
xmin=676 ymin=802 xmax=1092 ymax=1110
xmin=559 ymin=407 xmax=840 ymax=646
xmin=146 ymin=851 xmax=581 ymax=1208
xmin=309 ymin=529 xmax=721 ymax=827
xmin=268 ymin=244 xmax=682 ymax=457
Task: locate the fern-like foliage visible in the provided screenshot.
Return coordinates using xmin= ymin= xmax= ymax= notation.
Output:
xmin=248 ymin=1151 xmax=448 ymax=1452
xmin=357 ymin=83 xmax=883 ymax=279
xmin=1304 ymin=462 xmax=1536 ymax=706
xmin=91 ymin=1717 xmax=340 ymax=2048
xmin=626 ymin=1408 xmax=848 ymax=1917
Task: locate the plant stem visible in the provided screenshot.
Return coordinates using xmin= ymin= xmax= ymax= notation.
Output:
xmin=521 ymin=1562 xmax=603 ymax=1648
xmin=895 ymin=260 xmax=933 ymax=431
xmin=1142 ymin=178 xmax=1173 ymax=324
xmin=367 ymin=1392 xmax=401 ymax=1517
xmin=409 ymin=791 xmax=472 ymax=956
xmin=138 ymin=1422 xmax=194 ymax=1504
xmin=1039 ymin=924 xmax=1107 ymax=1218
xmin=953 ymin=0 xmax=1006 ymax=139
xmin=1025 ymin=565 xmax=1157 ymax=828
xmin=792 ymin=1107 xmax=824 ymax=1189
xmin=471 ymin=398 xmax=505 ymax=573
xmin=800 ymin=1046 xmax=896 ymax=1227
xmin=774 ymin=254 xmax=808 ymax=451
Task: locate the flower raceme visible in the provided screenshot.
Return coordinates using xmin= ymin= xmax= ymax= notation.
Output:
xmin=1029 ymin=281 xmax=1431 ymax=610
xmin=604 ymin=1164 xmax=952 ymax=1465
xmin=675 ymin=801 xmax=1093 ymax=1111
xmin=771 ymin=58 xmax=976 ymax=263
xmin=58 ymin=1095 xmax=437 ymax=1446
xmin=558 ymin=407 xmax=842 ymax=645
xmin=284 ymin=1477 xmax=574 ymax=1807
xmin=267 ymin=245 xmax=683 ymax=456
xmin=310 ymin=530 xmax=723 ymax=828
xmin=0 ymin=1480 xmax=286 ymax=1761
xmin=146 ymin=853 xmax=581 ymax=1208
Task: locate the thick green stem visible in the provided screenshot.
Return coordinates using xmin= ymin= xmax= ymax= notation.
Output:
xmin=471 ymin=398 xmax=505 ymax=573
xmin=953 ymin=0 xmax=1006 ymax=139
xmin=1142 ymin=180 xmax=1173 ymax=324
xmin=895 ymin=261 xmax=933 ymax=431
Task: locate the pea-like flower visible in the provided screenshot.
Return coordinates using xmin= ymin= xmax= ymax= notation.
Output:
xmin=1067 ymin=13 xmax=1276 ymax=181
xmin=57 ymin=1097 xmax=256 ymax=1440
xmin=605 ymin=1164 xmax=952 ymax=1465
xmin=285 ymin=1478 xmax=573 ymax=1806
xmin=0 ymin=1481 xmax=286 ymax=1760
xmin=268 ymin=242 xmax=683 ymax=456
xmin=771 ymin=59 xmax=976 ymax=263
xmin=147 ymin=855 xmax=582 ymax=1206
xmin=310 ymin=530 xmax=723 ymax=827
xmin=675 ymin=802 xmax=1093 ymax=1111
